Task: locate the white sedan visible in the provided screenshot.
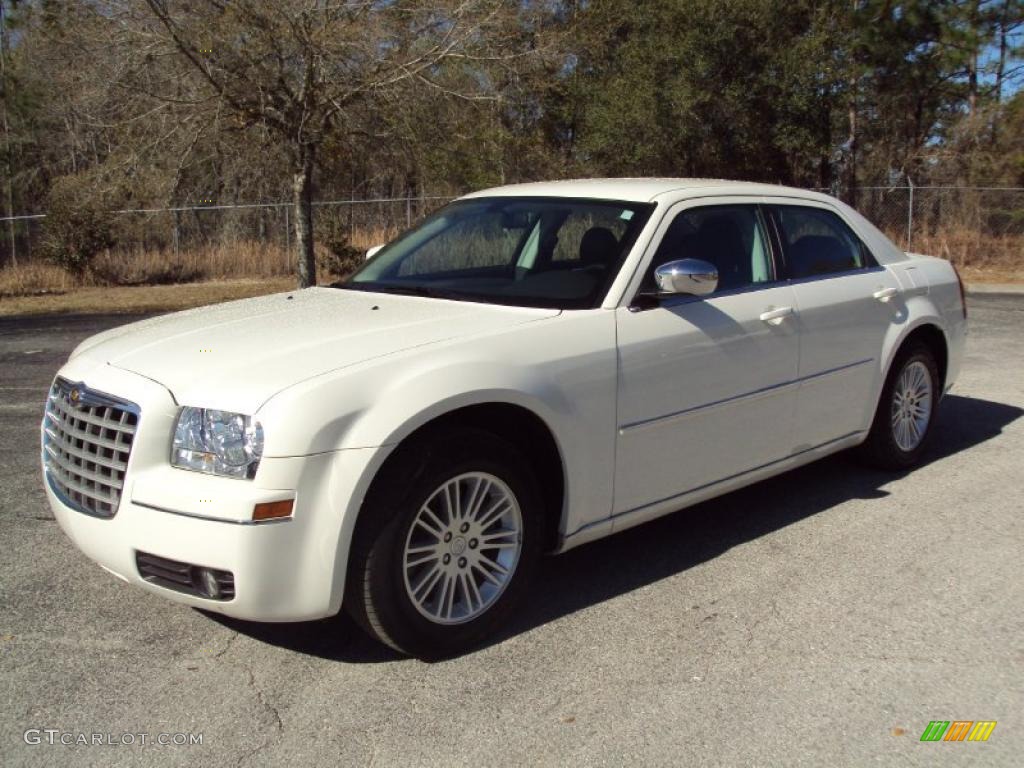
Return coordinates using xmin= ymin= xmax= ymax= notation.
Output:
xmin=42 ymin=179 xmax=967 ymax=658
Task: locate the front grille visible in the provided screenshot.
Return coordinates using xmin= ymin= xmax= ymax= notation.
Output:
xmin=42 ymin=378 xmax=139 ymax=518
xmin=136 ymin=551 xmax=236 ymax=601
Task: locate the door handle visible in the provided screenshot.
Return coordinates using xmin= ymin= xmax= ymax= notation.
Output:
xmin=759 ymin=306 xmax=794 ymax=325
xmin=872 ymin=287 xmax=898 ymax=302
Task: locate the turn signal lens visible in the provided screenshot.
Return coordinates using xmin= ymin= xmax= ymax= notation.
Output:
xmin=252 ymin=499 xmax=294 ymax=521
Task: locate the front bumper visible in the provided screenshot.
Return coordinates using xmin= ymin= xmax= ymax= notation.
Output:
xmin=42 ymin=361 xmax=382 ymax=622
xmin=45 ymin=456 xmax=354 ymax=622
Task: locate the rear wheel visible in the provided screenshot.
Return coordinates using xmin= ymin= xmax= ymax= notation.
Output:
xmin=346 ymin=427 xmax=543 ymax=659
xmin=858 ymin=343 xmax=940 ymax=470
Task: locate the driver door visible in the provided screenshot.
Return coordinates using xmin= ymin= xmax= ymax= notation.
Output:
xmin=614 ymin=203 xmax=800 ymax=515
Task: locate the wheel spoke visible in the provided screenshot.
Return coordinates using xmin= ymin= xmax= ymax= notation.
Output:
xmin=406 ymin=543 xmax=438 ymax=556
xmin=463 ymin=572 xmax=483 ymax=610
xmin=915 ymin=365 xmax=927 ymax=392
xmin=481 ymin=530 xmax=518 ymax=548
xmin=443 ymin=573 xmax=457 ymax=619
xmin=464 ymin=476 xmax=491 ymax=522
xmin=435 ymin=573 xmax=450 ymax=616
xmin=471 ymin=561 xmax=502 ymax=587
xmin=412 ymin=564 xmax=443 ymax=601
xmin=477 ymin=497 xmax=511 ymax=530
xmin=418 ymin=504 xmax=446 ymax=537
xmin=442 ymin=485 xmax=455 ymax=524
xmin=478 ymin=552 xmax=510 ymax=577
xmin=454 ymin=573 xmax=470 ymax=614
xmin=407 ymin=550 xmax=438 ymax=567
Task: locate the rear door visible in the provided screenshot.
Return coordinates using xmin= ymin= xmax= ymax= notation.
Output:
xmin=614 ymin=202 xmax=800 ymax=515
xmin=766 ymin=202 xmax=902 ymax=449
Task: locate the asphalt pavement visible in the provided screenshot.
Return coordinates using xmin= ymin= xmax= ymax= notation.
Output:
xmin=1 ymin=296 xmax=1022 ymax=767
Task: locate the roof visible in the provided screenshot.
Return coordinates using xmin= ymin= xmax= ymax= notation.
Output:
xmin=459 ymin=178 xmax=835 ymax=204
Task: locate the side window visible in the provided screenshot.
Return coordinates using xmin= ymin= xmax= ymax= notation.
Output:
xmin=774 ymin=206 xmax=869 ymax=279
xmin=645 ymin=205 xmax=773 ymax=293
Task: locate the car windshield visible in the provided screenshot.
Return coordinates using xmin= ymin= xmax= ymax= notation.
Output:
xmin=342 ymin=197 xmax=654 ymax=309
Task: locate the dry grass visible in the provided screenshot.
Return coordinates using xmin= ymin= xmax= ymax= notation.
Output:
xmin=347 ymin=226 xmax=396 ymax=251
xmin=0 ymin=261 xmax=76 ymax=297
xmin=0 ymin=278 xmax=295 ymax=317
xmin=0 ymin=228 xmax=402 ymax=316
xmin=0 ymin=224 xmax=1019 ymax=317
xmin=90 ymin=241 xmax=293 ymax=285
xmin=0 ymin=227 xmax=400 ymax=302
xmin=906 ymin=229 xmax=1024 ymax=278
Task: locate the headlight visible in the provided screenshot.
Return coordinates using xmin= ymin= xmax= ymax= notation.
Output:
xmin=171 ymin=407 xmax=264 ymax=479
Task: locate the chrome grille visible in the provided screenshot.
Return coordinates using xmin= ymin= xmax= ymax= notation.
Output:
xmin=42 ymin=378 xmax=140 ymax=518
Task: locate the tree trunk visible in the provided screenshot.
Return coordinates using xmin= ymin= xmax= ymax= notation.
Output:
xmin=967 ymin=55 xmax=978 ymax=116
xmin=0 ymin=0 xmax=17 ymax=266
xmin=292 ymin=144 xmax=316 ymax=288
xmin=845 ymin=77 xmax=857 ymax=208
xmin=991 ymin=0 xmax=1013 ymax=142
xmin=967 ymin=0 xmax=981 ymax=117
xmin=844 ymin=0 xmax=858 ymax=208
xmin=995 ymin=0 xmax=1009 ymax=104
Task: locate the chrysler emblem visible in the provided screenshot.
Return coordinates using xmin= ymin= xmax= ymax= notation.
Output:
xmin=70 ymin=388 xmax=81 ymax=404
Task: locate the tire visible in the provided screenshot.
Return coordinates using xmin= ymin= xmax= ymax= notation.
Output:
xmin=857 ymin=343 xmax=940 ymax=470
xmin=345 ymin=426 xmax=543 ymax=659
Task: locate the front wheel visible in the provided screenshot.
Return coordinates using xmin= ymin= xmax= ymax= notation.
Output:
xmin=346 ymin=427 xmax=543 ymax=659
xmin=858 ymin=343 xmax=940 ymax=470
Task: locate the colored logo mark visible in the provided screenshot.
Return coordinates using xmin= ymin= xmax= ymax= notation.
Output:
xmin=919 ymin=721 xmax=996 ymax=742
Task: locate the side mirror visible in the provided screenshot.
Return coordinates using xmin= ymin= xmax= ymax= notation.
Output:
xmin=654 ymin=258 xmax=718 ymax=297
xmin=365 ymin=244 xmax=385 ymax=261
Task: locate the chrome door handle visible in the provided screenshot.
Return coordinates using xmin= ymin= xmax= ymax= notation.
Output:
xmin=759 ymin=306 xmax=794 ymax=325
xmin=873 ymin=287 xmax=898 ymax=302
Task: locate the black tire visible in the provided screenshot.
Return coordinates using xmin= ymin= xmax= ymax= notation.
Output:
xmin=857 ymin=343 xmax=941 ymax=470
xmin=345 ymin=426 xmax=543 ymax=659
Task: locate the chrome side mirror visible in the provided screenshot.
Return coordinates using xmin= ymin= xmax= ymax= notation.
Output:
xmin=654 ymin=258 xmax=718 ymax=296
xmin=365 ymin=244 xmax=385 ymax=260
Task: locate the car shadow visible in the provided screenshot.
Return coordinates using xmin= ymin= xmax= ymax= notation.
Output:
xmin=204 ymin=393 xmax=1022 ymax=663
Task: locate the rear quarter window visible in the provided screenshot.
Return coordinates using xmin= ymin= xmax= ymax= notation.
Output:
xmin=774 ymin=206 xmax=875 ymax=279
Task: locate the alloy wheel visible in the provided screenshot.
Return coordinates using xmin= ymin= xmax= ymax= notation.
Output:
xmin=891 ymin=360 xmax=933 ymax=452
xmin=402 ymin=472 xmax=523 ymax=625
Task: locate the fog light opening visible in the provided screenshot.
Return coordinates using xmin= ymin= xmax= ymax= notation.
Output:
xmin=194 ymin=567 xmax=221 ymax=599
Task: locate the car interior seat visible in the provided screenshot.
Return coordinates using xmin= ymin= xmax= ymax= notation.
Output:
xmin=788 ymin=235 xmax=855 ymax=278
xmin=693 ymin=214 xmax=750 ymax=291
xmin=578 ymin=227 xmax=619 ymax=268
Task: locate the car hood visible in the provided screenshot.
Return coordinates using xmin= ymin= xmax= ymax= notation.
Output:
xmin=73 ymin=287 xmax=559 ymax=413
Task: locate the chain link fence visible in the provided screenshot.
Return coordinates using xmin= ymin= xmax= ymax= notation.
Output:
xmin=0 ymin=196 xmax=452 ymax=273
xmin=2 ymin=186 xmax=1022 ymax=276
xmin=848 ymin=187 xmax=1024 ymax=262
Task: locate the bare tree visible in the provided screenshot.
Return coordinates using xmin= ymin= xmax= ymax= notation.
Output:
xmin=141 ymin=0 xmax=529 ymax=287
xmin=0 ymin=0 xmax=17 ymax=266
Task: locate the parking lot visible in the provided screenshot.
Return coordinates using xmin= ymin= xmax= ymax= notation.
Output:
xmin=1 ymin=294 xmax=1021 ymax=767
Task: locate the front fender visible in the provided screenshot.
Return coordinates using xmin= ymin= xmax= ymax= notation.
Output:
xmin=257 ymin=310 xmax=619 ymax=548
